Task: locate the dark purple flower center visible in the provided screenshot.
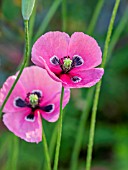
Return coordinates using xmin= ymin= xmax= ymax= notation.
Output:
xmin=14 ymin=90 xmax=54 ymax=122
xmin=50 ymin=55 xmax=84 ymax=73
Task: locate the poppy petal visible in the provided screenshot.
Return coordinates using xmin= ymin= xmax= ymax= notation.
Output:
xmin=68 ymin=32 xmax=102 ymax=70
xmin=3 ymin=110 xmax=42 ymax=143
xmin=32 ymin=31 xmax=70 ymax=74
xmin=60 ymin=68 xmax=104 ymax=88
xmin=40 ymin=88 xmax=70 ymax=122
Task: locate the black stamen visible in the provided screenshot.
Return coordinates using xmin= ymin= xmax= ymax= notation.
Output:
xmin=33 ymin=91 xmax=42 ymax=98
xmin=15 ymin=98 xmax=27 ymax=107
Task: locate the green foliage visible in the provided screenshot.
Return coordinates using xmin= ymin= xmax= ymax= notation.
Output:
xmin=2 ymin=0 xmax=20 ymax=20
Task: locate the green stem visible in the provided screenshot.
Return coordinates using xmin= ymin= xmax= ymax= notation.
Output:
xmin=18 ymin=6 xmax=36 ymax=69
xmin=33 ymin=0 xmax=62 ymax=42
xmin=11 ymin=136 xmax=19 ymax=170
xmin=49 ymin=124 xmax=58 ymax=161
xmin=108 ymin=6 xmax=128 ymax=60
xmin=52 ymin=2 xmax=66 ymax=169
xmin=70 ymin=87 xmax=95 ymax=170
xmin=53 ymin=86 xmax=64 ymax=170
xmin=85 ymin=1 xmax=120 ymax=170
xmin=26 ymin=3 xmax=37 ymax=66
xmin=70 ymin=1 xmax=104 ymax=169
xmin=0 ymin=20 xmax=29 ymax=117
xmin=42 ymin=123 xmax=51 ymax=170
xmin=87 ymin=0 xmax=105 ymax=35
xmin=101 ymin=0 xmax=120 ymax=68
xmin=43 ymin=124 xmax=58 ymax=170
xmin=62 ymin=0 xmax=67 ymax=32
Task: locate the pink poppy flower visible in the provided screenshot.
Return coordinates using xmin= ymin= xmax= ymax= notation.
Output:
xmin=0 ymin=66 xmax=70 ymax=143
xmin=32 ymin=31 xmax=104 ymax=88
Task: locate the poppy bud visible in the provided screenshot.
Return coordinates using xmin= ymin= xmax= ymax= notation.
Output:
xmin=22 ymin=0 xmax=35 ymax=20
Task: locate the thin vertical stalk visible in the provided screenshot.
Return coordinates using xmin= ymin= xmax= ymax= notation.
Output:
xmin=53 ymin=2 xmax=66 ymax=169
xmin=0 ymin=20 xmax=29 ymax=116
xmin=108 ymin=6 xmax=128 ymax=60
xmin=42 ymin=123 xmax=52 ymax=170
xmin=6 ymin=134 xmax=13 ymax=170
xmin=26 ymin=3 xmax=37 ymax=66
xmin=85 ymin=1 xmax=120 ymax=170
xmin=49 ymin=124 xmax=58 ymax=160
xmin=87 ymin=0 xmax=104 ymax=35
xmin=33 ymin=0 xmax=62 ymax=42
xmin=18 ymin=4 xmax=36 ymax=69
xmin=70 ymin=1 xmax=104 ymax=169
xmin=62 ymin=0 xmax=67 ymax=32
xmin=53 ymin=86 xmax=64 ymax=170
xmin=11 ymin=136 xmax=19 ymax=170
xmin=70 ymin=87 xmax=95 ymax=170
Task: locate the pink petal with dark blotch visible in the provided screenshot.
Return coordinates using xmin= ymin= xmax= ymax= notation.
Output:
xmin=0 ymin=76 xmax=29 ymax=113
xmin=68 ymin=32 xmax=102 ymax=70
xmin=60 ymin=68 xmax=104 ymax=88
xmin=1 ymin=66 xmax=70 ymax=143
xmin=40 ymin=88 xmax=70 ymax=122
xmin=32 ymin=31 xmax=70 ymax=74
xmin=3 ymin=110 xmax=42 ymax=143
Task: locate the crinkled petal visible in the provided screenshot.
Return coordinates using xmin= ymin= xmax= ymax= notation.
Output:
xmin=3 ymin=110 xmax=42 ymax=143
xmin=32 ymin=31 xmax=70 ymax=74
xmin=0 ymin=76 xmax=28 ymax=113
xmin=68 ymin=32 xmax=102 ymax=70
xmin=36 ymin=56 xmax=66 ymax=85
xmin=60 ymin=68 xmax=104 ymax=88
xmin=16 ymin=66 xmax=63 ymax=103
xmin=40 ymin=88 xmax=70 ymax=122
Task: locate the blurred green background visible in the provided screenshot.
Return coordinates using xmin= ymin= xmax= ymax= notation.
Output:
xmin=0 ymin=0 xmax=128 ymax=170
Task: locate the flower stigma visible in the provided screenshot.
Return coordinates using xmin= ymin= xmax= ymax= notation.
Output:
xmin=29 ymin=94 xmax=38 ymax=108
xmin=62 ymin=58 xmax=72 ymax=73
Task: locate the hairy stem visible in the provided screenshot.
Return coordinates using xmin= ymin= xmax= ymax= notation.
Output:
xmin=85 ymin=1 xmax=120 ymax=170
xmin=53 ymin=86 xmax=64 ymax=170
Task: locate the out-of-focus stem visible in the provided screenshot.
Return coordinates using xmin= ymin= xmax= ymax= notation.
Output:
xmin=108 ymin=6 xmax=128 ymax=60
xmin=70 ymin=1 xmax=105 ymax=170
xmin=11 ymin=136 xmax=19 ymax=170
xmin=70 ymin=87 xmax=95 ymax=170
xmin=62 ymin=0 xmax=67 ymax=32
xmin=87 ymin=0 xmax=104 ymax=35
xmin=85 ymin=1 xmax=120 ymax=170
xmin=53 ymin=87 xmax=64 ymax=170
xmin=33 ymin=0 xmax=62 ymax=42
